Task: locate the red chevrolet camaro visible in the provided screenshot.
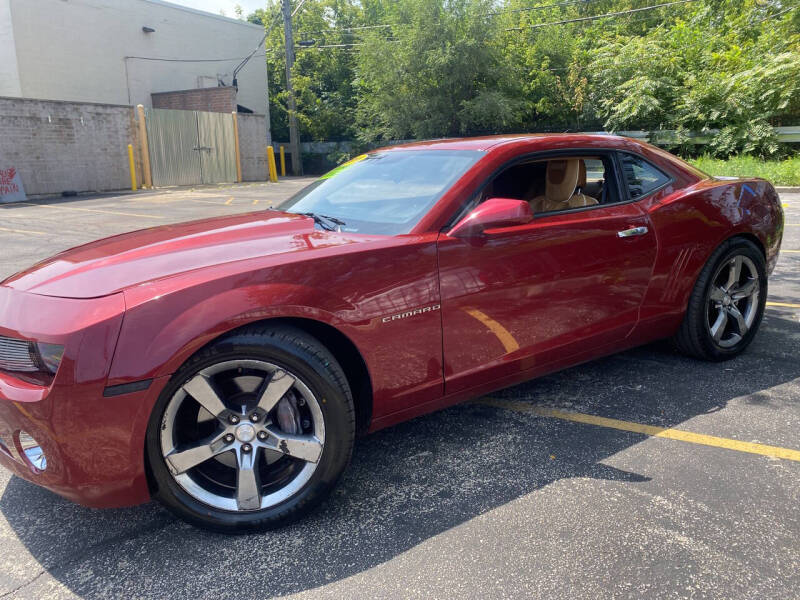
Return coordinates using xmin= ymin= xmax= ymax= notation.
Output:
xmin=0 ymin=135 xmax=783 ymax=532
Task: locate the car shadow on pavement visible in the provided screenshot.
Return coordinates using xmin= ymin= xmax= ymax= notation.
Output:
xmin=1 ymin=314 xmax=799 ymax=599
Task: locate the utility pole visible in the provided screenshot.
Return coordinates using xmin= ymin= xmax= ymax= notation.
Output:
xmin=282 ymin=0 xmax=302 ymax=175
xmin=264 ymin=36 xmax=273 ymax=149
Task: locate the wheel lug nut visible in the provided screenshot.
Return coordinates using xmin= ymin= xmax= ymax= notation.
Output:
xmin=229 ymin=414 xmax=240 ymax=424
xmin=224 ymin=434 xmax=235 ymax=444
xmin=249 ymin=413 xmax=259 ymax=423
xmin=242 ymin=443 xmax=252 ymax=453
xmin=257 ymin=431 xmax=268 ymax=441
xmin=302 ymin=419 xmax=311 ymax=429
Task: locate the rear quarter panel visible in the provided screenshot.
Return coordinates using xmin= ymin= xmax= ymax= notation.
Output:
xmin=635 ymin=178 xmax=783 ymax=338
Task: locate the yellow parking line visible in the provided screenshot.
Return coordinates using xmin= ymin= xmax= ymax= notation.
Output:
xmin=0 ymin=225 xmax=46 ymax=235
xmin=782 ymin=250 xmax=800 ymax=253
xmin=480 ymin=398 xmax=800 ymax=462
xmin=225 ymin=197 xmax=234 ymax=205
xmin=18 ymin=202 xmax=162 ymax=220
xmin=766 ymin=301 xmax=800 ymax=309
xmin=126 ymin=196 xmax=180 ymax=204
xmin=464 ymin=308 xmax=520 ymax=353
xmin=252 ymin=199 xmax=259 ymax=205
xmin=191 ymin=199 xmax=226 ymax=205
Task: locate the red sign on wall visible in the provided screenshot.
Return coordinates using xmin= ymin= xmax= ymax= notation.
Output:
xmin=0 ymin=167 xmax=26 ymax=203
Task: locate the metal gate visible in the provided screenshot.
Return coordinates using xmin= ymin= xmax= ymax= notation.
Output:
xmin=146 ymin=108 xmax=237 ymax=187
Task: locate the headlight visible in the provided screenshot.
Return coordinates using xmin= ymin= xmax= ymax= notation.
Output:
xmin=0 ymin=335 xmax=64 ymax=386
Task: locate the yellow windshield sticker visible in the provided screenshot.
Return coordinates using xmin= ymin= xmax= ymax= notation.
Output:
xmin=319 ymin=154 xmax=368 ymax=180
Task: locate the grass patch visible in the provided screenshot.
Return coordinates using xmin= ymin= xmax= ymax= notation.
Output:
xmin=688 ymin=155 xmax=800 ymax=186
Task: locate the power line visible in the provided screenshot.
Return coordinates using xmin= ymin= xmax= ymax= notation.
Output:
xmin=294 ymin=1 xmax=604 ymax=37
xmin=487 ymin=0 xmax=605 ymax=17
xmin=293 ymin=0 xmax=683 ymax=42
xmin=291 ymin=0 xmax=308 ymax=17
xmin=232 ymin=8 xmax=282 ymax=84
xmin=122 ymin=7 xmax=283 ymax=67
xmin=295 ymin=39 xmax=402 ymax=51
xmin=754 ymin=4 xmax=799 ymax=23
xmin=124 ymin=55 xmax=263 ymax=63
xmin=506 ymin=0 xmax=701 ymax=30
xmin=232 ymin=0 xmax=306 ymax=88
xmin=301 ymin=42 xmax=365 ymax=49
xmin=296 ymin=23 xmax=393 ymax=37
xmin=293 ymin=0 xmax=693 ymax=50
xmin=123 ymin=4 xmax=309 ymax=70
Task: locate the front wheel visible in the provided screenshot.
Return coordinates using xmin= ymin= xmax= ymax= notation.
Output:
xmin=673 ymin=238 xmax=767 ymax=361
xmin=146 ymin=325 xmax=355 ymax=533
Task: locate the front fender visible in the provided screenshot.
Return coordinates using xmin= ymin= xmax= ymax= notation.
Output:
xmin=108 ymin=276 xmax=359 ymax=385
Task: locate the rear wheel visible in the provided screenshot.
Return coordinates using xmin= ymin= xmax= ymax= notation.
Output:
xmin=673 ymin=238 xmax=766 ymax=361
xmin=146 ymin=326 xmax=355 ymax=533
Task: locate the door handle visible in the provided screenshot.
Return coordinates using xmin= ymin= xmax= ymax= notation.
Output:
xmin=617 ymin=226 xmax=648 ymax=238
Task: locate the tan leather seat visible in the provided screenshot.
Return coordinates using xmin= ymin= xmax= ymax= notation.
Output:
xmin=530 ymin=159 xmax=599 ymax=214
xmin=577 ymin=160 xmax=588 ymax=191
xmin=576 ymin=160 xmax=599 ymax=205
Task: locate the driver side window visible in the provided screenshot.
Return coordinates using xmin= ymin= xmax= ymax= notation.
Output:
xmin=480 ymin=155 xmax=619 ymax=216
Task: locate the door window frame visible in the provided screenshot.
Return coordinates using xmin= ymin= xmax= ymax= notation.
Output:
xmin=445 ymin=148 xmax=633 ymax=229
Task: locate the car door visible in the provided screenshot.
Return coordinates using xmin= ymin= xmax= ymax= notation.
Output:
xmin=436 ymin=151 xmax=658 ymax=395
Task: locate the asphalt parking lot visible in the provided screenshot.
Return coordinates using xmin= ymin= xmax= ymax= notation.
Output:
xmin=0 ymin=184 xmax=798 ymax=599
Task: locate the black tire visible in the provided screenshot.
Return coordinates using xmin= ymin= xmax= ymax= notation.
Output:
xmin=672 ymin=237 xmax=767 ymax=361
xmin=146 ymin=325 xmax=355 ymax=533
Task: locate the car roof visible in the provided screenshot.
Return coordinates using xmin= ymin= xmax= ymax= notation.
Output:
xmin=378 ymin=133 xmax=639 ymax=153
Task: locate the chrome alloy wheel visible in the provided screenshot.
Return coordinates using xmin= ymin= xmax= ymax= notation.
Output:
xmin=160 ymin=360 xmax=325 ymax=512
xmin=706 ymin=255 xmax=760 ymax=349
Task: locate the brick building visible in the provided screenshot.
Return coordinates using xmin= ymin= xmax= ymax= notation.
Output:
xmin=152 ymin=87 xmax=238 ymax=113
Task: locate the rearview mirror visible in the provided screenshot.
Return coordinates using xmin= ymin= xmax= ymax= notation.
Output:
xmin=448 ymin=198 xmax=533 ymax=238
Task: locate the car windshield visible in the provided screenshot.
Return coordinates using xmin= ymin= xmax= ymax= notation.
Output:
xmin=279 ymin=150 xmax=484 ymax=235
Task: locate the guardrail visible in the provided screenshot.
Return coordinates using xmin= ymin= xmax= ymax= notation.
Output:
xmin=605 ymin=126 xmax=800 ymax=144
xmin=273 ymin=127 xmax=800 ymax=156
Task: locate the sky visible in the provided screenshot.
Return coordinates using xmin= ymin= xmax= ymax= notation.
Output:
xmin=166 ymin=0 xmax=266 ymax=19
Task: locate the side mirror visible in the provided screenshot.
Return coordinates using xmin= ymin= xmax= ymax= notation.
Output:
xmin=448 ymin=198 xmax=533 ymax=238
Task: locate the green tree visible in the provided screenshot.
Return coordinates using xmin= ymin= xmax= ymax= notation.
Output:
xmin=252 ymin=1 xmax=364 ymax=142
xmin=249 ymin=0 xmax=799 ymax=159
xmin=581 ymin=0 xmax=799 ymax=156
xmin=355 ymin=0 xmax=519 ymax=141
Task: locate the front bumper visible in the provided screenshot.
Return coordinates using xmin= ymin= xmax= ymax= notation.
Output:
xmin=0 ymin=375 xmax=168 ymax=507
xmin=0 ymin=285 xmax=165 ymax=508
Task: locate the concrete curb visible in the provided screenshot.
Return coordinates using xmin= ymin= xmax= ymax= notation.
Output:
xmin=776 ymin=187 xmax=800 ymax=193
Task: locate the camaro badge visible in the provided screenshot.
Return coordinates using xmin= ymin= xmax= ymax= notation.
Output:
xmin=382 ymin=304 xmax=441 ymax=323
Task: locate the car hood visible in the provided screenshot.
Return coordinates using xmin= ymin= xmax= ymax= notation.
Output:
xmin=3 ymin=211 xmax=375 ymax=299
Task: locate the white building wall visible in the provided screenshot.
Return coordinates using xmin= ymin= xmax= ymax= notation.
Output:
xmin=6 ymin=0 xmax=268 ymax=114
xmin=0 ymin=0 xmax=22 ymax=97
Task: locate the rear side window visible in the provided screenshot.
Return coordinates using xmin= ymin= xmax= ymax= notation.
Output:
xmin=620 ymin=153 xmax=671 ymax=199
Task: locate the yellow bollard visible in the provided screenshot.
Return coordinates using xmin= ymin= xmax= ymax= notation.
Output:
xmin=267 ymin=146 xmax=278 ymax=183
xmin=232 ymin=112 xmax=242 ymax=183
xmin=127 ymin=144 xmax=137 ymax=191
xmin=136 ymin=105 xmax=152 ymax=189
xmin=279 ymin=146 xmax=286 ymax=177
